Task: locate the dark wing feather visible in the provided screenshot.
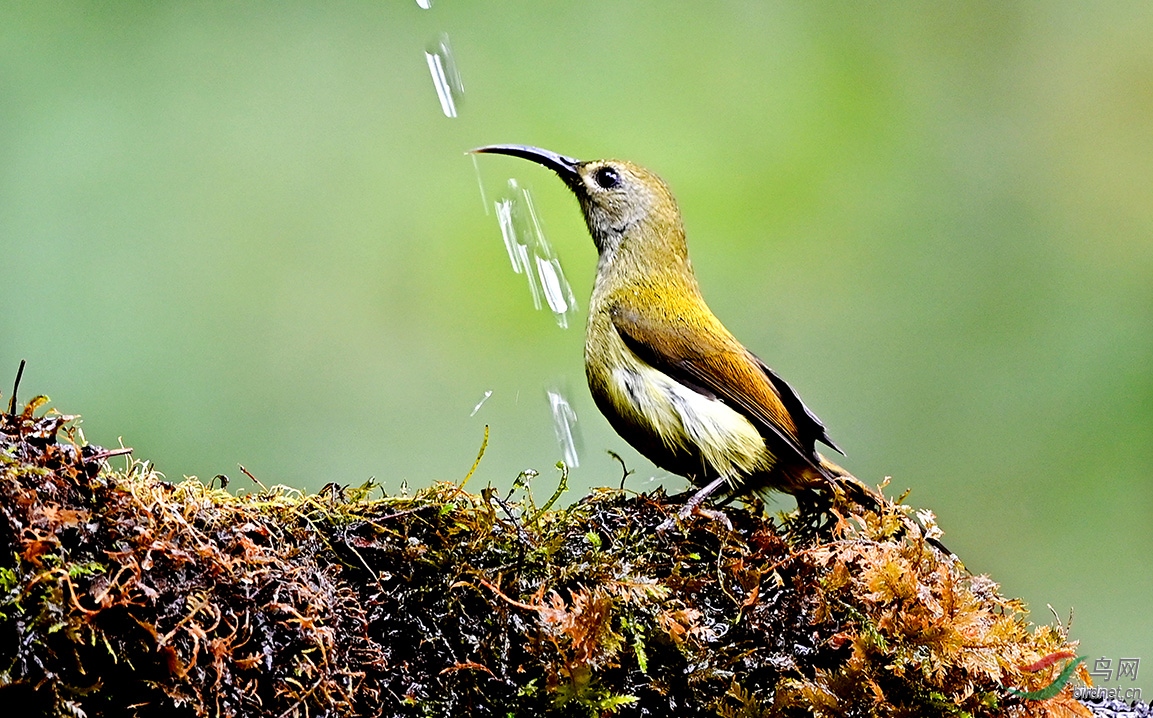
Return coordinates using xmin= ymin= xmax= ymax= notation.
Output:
xmin=751 ymin=354 xmax=843 ymax=455
xmin=609 ymin=303 xmax=836 ymax=474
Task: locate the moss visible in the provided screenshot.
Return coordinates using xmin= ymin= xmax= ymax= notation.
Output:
xmin=0 ymin=398 xmax=1090 ymax=717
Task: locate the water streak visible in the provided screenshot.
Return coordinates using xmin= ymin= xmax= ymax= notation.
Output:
xmin=470 ymin=390 xmax=493 ymax=417
xmin=488 ymin=179 xmax=578 ymax=327
xmin=494 ymin=198 xmax=522 ymax=272
xmin=546 ymin=388 xmax=582 ymax=468
xmin=535 ymin=256 xmax=576 ymax=327
xmin=415 ymin=0 xmax=432 ymax=8
xmin=424 ymin=33 xmax=463 ymax=117
xmin=470 ymin=154 xmax=489 ymax=215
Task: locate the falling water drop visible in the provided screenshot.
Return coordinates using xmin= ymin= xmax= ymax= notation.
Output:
xmin=494 ymin=198 xmax=523 ymax=273
xmin=546 ymin=387 xmax=582 ymax=468
xmin=424 ymin=33 xmax=463 ymax=117
xmin=470 ymin=154 xmax=490 ymax=215
xmin=415 ymin=0 xmax=433 ymax=8
xmin=470 ymin=390 xmax=493 ymax=417
xmin=485 ymin=178 xmax=579 ymax=328
xmin=535 ymin=256 xmax=577 ymax=328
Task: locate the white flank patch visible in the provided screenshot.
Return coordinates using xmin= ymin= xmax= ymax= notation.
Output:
xmin=610 ymin=363 xmax=769 ymax=479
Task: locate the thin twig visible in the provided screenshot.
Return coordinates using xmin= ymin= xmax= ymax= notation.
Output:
xmin=85 ymin=447 xmax=134 ymax=462
xmin=238 ymin=464 xmax=268 ymax=492
xmin=490 ymin=493 xmax=534 ymax=548
xmin=8 ymin=359 xmax=26 ymax=415
xmin=607 ymin=450 xmax=634 ymax=490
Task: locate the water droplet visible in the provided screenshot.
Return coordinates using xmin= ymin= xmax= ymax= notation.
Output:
xmin=487 ymin=179 xmax=579 ymax=327
xmin=535 ymin=256 xmax=577 ymax=328
xmin=470 ymin=154 xmax=490 ymax=215
xmin=546 ymin=387 xmax=582 ymax=468
xmin=470 ymin=390 xmax=493 ymax=417
xmin=424 ymin=33 xmax=463 ymax=118
xmin=415 ymin=0 xmax=432 ymax=8
xmin=519 ymin=242 xmax=543 ymax=310
xmin=494 ymin=197 xmax=523 ymax=274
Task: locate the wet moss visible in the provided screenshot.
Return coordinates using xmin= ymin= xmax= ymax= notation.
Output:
xmin=0 ymin=398 xmax=1089 ymax=717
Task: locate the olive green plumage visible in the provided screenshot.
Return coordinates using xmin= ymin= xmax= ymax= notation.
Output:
xmin=474 ymin=144 xmax=843 ymax=505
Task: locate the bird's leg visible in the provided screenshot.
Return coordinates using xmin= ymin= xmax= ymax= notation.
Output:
xmin=795 ymin=488 xmax=830 ymax=520
xmin=681 ymin=476 xmax=732 ymax=525
xmin=789 ymin=487 xmax=836 ymax=543
xmin=658 ymin=476 xmax=732 ymax=532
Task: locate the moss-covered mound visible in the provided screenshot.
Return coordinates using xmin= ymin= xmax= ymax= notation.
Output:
xmin=1 ymin=399 xmax=1090 ymax=717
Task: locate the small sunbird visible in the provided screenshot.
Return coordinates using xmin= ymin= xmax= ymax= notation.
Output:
xmin=472 ymin=144 xmax=882 ymax=521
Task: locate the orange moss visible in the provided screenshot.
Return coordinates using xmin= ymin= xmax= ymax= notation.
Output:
xmin=0 ymin=398 xmax=1089 ymax=717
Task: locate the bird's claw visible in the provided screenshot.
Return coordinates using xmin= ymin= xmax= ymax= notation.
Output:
xmin=691 ymin=506 xmax=733 ymax=531
xmin=657 ymin=503 xmax=733 ymax=534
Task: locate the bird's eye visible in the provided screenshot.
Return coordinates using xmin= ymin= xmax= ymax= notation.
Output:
xmin=593 ymin=166 xmax=621 ymax=189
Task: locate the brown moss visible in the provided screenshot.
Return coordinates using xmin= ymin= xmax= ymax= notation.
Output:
xmin=0 ymin=398 xmax=1089 ymax=717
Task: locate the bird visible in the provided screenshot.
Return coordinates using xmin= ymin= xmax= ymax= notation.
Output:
xmin=471 ymin=144 xmax=886 ymax=524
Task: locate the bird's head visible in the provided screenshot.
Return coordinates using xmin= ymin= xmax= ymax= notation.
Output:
xmin=471 ymin=144 xmax=684 ymax=264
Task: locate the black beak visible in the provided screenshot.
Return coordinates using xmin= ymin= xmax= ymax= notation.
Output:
xmin=470 ymin=144 xmax=582 ymax=188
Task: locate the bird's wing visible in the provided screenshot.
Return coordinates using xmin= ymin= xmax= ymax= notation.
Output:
xmin=609 ymin=303 xmax=838 ymax=471
xmin=748 ymin=353 xmax=843 ymax=456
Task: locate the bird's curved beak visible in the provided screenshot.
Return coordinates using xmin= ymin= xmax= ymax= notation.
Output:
xmin=470 ymin=144 xmax=582 ymax=188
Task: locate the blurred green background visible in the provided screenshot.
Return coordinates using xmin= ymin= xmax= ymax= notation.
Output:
xmin=3 ymin=1 xmax=1150 ymax=680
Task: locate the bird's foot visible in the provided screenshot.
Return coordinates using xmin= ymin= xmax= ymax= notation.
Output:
xmin=691 ymin=505 xmax=733 ymax=531
xmin=656 ymin=502 xmax=733 ymax=534
xmin=658 ymin=477 xmax=735 ymax=533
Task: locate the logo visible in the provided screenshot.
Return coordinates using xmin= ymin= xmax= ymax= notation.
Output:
xmin=1075 ymin=656 xmax=1143 ymax=703
xmin=1007 ymin=652 xmax=1084 ymax=701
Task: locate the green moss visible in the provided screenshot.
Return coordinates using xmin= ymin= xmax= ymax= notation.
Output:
xmin=0 ymin=399 xmax=1089 ymax=717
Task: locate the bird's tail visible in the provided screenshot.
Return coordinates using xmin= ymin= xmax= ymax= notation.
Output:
xmin=817 ymin=455 xmax=885 ymax=509
xmin=817 ymin=455 xmax=955 ymax=558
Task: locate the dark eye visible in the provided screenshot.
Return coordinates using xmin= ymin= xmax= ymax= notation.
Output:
xmin=593 ymin=166 xmax=621 ymax=189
